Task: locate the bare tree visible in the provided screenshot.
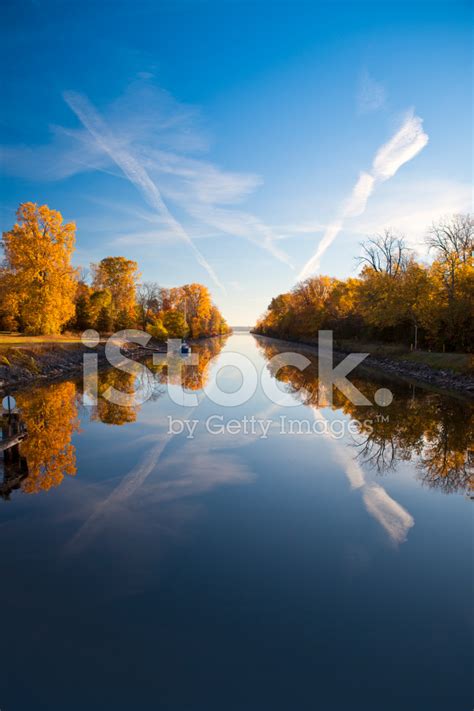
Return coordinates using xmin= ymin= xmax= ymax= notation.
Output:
xmin=426 ymin=213 xmax=473 ymax=265
xmin=78 ymin=266 xmax=90 ymax=284
xmin=136 ymin=281 xmax=161 ymax=330
xmin=357 ymin=229 xmax=410 ymax=277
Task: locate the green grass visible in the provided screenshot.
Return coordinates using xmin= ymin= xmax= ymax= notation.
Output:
xmin=396 ymin=351 xmax=473 ymax=374
xmin=335 ymin=339 xmax=406 ymax=356
xmin=0 ymin=332 xmax=83 ymax=348
xmin=334 ymin=339 xmax=473 ymax=375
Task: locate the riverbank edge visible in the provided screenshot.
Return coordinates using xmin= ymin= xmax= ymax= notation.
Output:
xmin=0 ymin=334 xmax=233 ymax=396
xmin=252 ymin=333 xmax=474 ymax=397
xmin=0 ymin=342 xmax=160 ymax=396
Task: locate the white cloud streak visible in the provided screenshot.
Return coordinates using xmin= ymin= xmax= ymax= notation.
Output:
xmin=298 ymin=111 xmax=429 ymax=280
xmin=2 ymin=81 xmax=291 ymax=273
xmin=372 ymin=114 xmax=430 ymax=180
xmin=312 ymin=408 xmax=414 ymax=544
xmin=64 ymin=90 xmax=225 ymax=291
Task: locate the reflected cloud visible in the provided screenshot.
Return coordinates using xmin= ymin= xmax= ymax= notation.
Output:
xmin=362 ymin=483 xmax=414 ymax=544
xmin=312 ymin=408 xmax=414 ymax=545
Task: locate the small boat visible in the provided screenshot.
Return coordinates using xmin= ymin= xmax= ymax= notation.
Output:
xmin=181 ymin=341 xmax=191 ymax=355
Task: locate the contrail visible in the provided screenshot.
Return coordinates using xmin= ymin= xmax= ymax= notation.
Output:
xmin=311 ymin=408 xmax=414 ymax=544
xmin=299 ymin=111 xmax=429 ymax=280
xmin=187 ymin=204 xmax=294 ymax=268
xmin=63 ymin=91 xmax=225 ymax=292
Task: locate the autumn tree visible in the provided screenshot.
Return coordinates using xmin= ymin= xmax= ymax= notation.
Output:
xmin=89 ymin=289 xmax=112 ymax=330
xmin=356 ymin=232 xmax=419 ymax=342
xmin=398 ymin=260 xmax=431 ymax=349
xmin=255 ymin=215 xmax=472 ymax=352
xmin=209 ymin=305 xmax=229 ymax=335
xmin=146 ymin=316 xmax=168 ymax=341
xmin=160 ymin=286 xmax=184 ymax=312
xmin=97 ymin=305 xmax=114 ymax=333
xmin=0 ymin=268 xmax=19 ymax=331
xmin=72 ymin=281 xmax=93 ymax=331
xmin=182 ymin=283 xmax=212 ymax=337
xmin=424 ymin=214 xmax=474 ymax=349
xmin=163 ymin=310 xmax=189 ymax=339
xmin=1 ymin=203 xmax=77 ymax=334
xmin=92 ymin=256 xmax=140 ymax=326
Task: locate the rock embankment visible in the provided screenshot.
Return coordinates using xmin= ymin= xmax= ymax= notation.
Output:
xmin=338 ymin=350 xmax=474 ymax=396
xmin=0 ymin=342 xmax=165 ymax=395
xmin=252 ymin=334 xmax=474 ymax=397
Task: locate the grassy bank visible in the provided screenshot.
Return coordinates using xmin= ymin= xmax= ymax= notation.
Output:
xmin=0 ymin=332 xmax=83 ymax=348
xmin=333 ymin=339 xmax=473 ymax=375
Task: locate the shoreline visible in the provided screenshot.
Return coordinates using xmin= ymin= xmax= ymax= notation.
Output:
xmin=2 ymin=332 xmax=473 ymax=398
xmin=0 ymin=333 xmax=230 ymax=396
xmin=252 ymin=333 xmax=474 ymax=398
xmin=0 ymin=342 xmax=163 ymax=396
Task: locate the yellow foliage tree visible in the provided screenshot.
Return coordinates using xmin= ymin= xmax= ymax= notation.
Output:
xmin=1 ymin=203 xmax=77 ymax=334
xmin=92 ymin=256 xmax=140 ymax=324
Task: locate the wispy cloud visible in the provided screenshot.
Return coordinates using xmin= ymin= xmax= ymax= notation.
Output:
xmin=188 ymin=204 xmax=294 ymax=267
xmin=63 ymin=90 xmax=225 ymax=291
xmin=2 ymin=80 xmax=290 ymax=275
xmin=299 ymin=111 xmax=429 ymax=280
xmin=357 ymin=70 xmax=387 ymax=114
xmin=343 ymin=172 xmax=376 ymax=217
xmin=372 ymin=114 xmax=429 ymax=180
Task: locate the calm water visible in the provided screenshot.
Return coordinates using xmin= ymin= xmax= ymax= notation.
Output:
xmin=1 ymin=333 xmax=472 ymax=710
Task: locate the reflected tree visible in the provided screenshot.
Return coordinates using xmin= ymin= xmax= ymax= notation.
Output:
xmin=16 ymin=381 xmax=79 ymax=493
xmin=255 ymin=337 xmax=473 ymax=494
xmin=90 ymin=369 xmax=141 ymax=426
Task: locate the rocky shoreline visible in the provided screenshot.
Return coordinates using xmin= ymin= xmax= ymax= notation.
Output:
xmin=252 ymin=334 xmax=474 ymax=397
xmin=1 ymin=335 xmax=473 ymax=398
xmin=0 ymin=342 xmax=165 ymax=396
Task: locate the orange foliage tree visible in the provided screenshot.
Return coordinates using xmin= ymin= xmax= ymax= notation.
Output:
xmin=1 ymin=203 xmax=77 ymax=334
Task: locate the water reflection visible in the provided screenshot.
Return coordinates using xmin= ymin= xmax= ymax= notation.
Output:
xmin=256 ymin=337 xmax=473 ymax=495
xmin=90 ymin=369 xmax=141 ymax=426
xmin=3 ymin=334 xmax=471 ymax=505
xmin=148 ymin=334 xmax=229 ymax=390
xmin=16 ymin=382 xmax=79 ymax=494
xmin=1 ymin=340 xmax=472 ymax=709
xmin=2 ymin=336 xmax=229 ymax=498
xmin=310 ymin=407 xmax=415 ymax=544
xmin=0 ymin=411 xmax=28 ymax=499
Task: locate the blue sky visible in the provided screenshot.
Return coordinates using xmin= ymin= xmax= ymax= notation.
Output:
xmin=1 ymin=0 xmax=472 ymax=324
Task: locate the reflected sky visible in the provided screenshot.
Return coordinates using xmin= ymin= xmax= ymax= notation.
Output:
xmin=0 ymin=333 xmax=472 ymax=710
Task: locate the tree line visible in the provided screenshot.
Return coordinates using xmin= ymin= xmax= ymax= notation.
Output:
xmin=0 ymin=202 xmax=230 ymax=339
xmin=254 ymin=214 xmax=473 ymax=352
